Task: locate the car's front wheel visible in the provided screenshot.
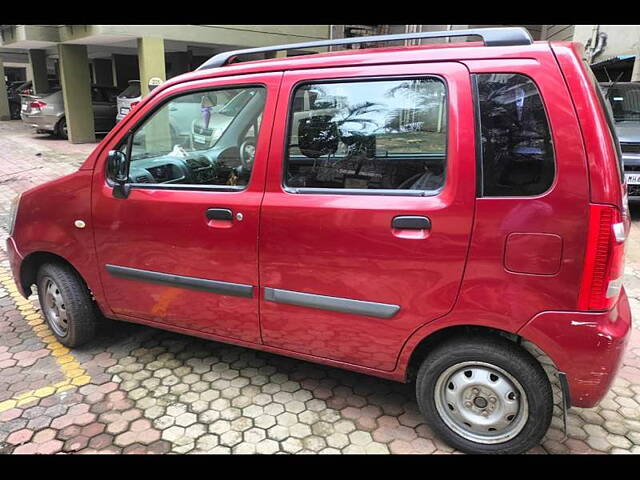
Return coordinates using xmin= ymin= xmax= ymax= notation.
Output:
xmin=415 ymin=334 xmax=553 ymax=454
xmin=36 ymin=262 xmax=97 ymax=347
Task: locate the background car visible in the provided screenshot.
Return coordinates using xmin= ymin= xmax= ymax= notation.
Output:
xmin=20 ymin=85 xmax=119 ymax=139
xmin=600 ymin=81 xmax=640 ymax=198
xmin=115 ymin=80 xmax=141 ymax=123
xmin=120 ymin=82 xmax=244 ymax=149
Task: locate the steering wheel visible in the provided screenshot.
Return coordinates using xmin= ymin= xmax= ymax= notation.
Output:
xmin=239 ymin=138 xmax=257 ymax=170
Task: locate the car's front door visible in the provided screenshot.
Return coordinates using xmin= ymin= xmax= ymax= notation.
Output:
xmin=259 ymin=62 xmax=476 ymax=371
xmin=92 ymin=72 xmax=281 ymax=343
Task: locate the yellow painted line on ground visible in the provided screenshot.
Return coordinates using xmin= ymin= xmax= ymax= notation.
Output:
xmin=0 ymin=269 xmax=91 ymax=413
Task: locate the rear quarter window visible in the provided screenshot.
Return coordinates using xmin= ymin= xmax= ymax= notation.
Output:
xmin=475 ymin=73 xmax=555 ymax=197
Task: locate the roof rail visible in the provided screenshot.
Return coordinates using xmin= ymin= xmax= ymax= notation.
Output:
xmin=196 ymin=27 xmax=533 ymax=71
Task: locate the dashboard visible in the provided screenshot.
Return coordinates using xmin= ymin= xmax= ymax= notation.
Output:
xmin=129 ymin=151 xmax=242 ymax=186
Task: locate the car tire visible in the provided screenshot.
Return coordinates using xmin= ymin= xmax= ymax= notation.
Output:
xmin=36 ymin=262 xmax=97 ymax=347
xmin=56 ymin=117 xmax=68 ymax=139
xmin=10 ymin=102 xmax=21 ymax=120
xmin=415 ymin=334 xmax=553 ymax=454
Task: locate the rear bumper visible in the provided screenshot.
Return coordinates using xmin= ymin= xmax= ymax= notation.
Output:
xmin=5 ymin=236 xmax=27 ymax=298
xmin=20 ymin=113 xmax=57 ymax=132
xmin=518 ymin=288 xmax=632 ymax=408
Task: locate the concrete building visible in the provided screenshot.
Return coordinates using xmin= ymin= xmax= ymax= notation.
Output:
xmin=0 ymin=25 xmax=331 ymax=140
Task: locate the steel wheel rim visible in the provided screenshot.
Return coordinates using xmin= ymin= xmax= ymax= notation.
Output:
xmin=42 ymin=277 xmax=68 ymax=337
xmin=434 ymin=361 xmax=529 ymax=444
xmin=62 ymin=121 xmax=68 ymax=138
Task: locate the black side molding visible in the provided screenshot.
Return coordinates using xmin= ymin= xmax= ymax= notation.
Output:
xmin=105 ymin=265 xmax=253 ymax=298
xmin=264 ymin=287 xmax=399 ymax=319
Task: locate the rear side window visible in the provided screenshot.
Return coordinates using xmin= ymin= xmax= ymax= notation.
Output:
xmin=475 ymin=73 xmax=555 ymax=197
xmin=285 ymin=78 xmax=447 ymax=193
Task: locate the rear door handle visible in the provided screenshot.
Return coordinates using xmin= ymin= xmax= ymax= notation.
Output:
xmin=206 ymin=208 xmax=233 ymax=221
xmin=392 ymin=216 xmax=431 ymax=230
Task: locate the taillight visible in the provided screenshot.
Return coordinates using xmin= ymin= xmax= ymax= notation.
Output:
xmin=29 ymin=100 xmax=47 ymax=111
xmin=578 ymin=204 xmax=626 ymax=311
xmin=130 ymin=101 xmax=139 ymax=110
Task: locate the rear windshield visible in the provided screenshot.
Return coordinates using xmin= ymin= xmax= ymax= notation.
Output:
xmin=584 ymin=61 xmax=624 ymax=182
xmin=601 ymin=82 xmax=640 ymax=122
xmin=120 ymin=82 xmax=141 ymax=99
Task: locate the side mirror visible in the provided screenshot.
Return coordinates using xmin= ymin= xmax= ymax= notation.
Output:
xmin=107 ymin=150 xmax=131 ymax=199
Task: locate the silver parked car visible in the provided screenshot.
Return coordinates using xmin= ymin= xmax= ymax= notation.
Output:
xmin=600 ymin=82 xmax=640 ymax=199
xmin=20 ymin=85 xmax=119 ymax=139
xmin=116 ymin=80 xmax=142 ymax=123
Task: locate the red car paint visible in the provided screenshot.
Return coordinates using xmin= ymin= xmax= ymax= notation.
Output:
xmin=7 ymin=39 xmax=631 ymax=409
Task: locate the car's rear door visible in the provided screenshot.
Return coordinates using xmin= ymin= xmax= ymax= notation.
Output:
xmin=258 ymin=62 xmax=476 ymax=371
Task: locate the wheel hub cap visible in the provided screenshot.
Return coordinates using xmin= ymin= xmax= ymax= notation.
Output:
xmin=434 ymin=361 xmax=529 ymax=444
xmin=43 ymin=278 xmax=68 ymax=337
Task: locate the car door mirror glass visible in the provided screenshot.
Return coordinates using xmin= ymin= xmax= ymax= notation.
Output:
xmin=107 ymin=149 xmax=128 ymax=182
xmin=107 ymin=149 xmax=131 ymax=199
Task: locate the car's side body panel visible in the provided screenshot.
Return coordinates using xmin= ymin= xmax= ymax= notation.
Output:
xmin=9 ymin=171 xmax=106 ymax=306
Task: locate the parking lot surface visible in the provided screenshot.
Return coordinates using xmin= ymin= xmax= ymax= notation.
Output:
xmin=0 ymin=120 xmax=639 ymax=454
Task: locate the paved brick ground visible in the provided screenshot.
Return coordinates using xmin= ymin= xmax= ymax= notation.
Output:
xmin=0 ymin=120 xmax=639 ymax=454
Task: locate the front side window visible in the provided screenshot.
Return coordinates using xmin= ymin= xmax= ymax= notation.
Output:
xmin=285 ymin=78 xmax=447 ymax=193
xmin=122 ymin=86 xmax=265 ymax=188
xmin=476 ymin=73 xmax=555 ymax=197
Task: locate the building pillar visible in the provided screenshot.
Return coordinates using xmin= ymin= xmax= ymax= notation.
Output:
xmin=265 ymin=50 xmax=288 ymax=59
xmin=138 ymin=38 xmax=170 ymax=151
xmin=0 ymin=59 xmax=11 ymax=121
xmin=28 ymin=49 xmax=49 ymax=94
xmin=632 ymin=47 xmax=640 ymax=82
xmin=93 ymin=58 xmax=114 ymax=86
xmin=137 ymin=37 xmax=166 ymax=97
xmin=58 ymin=44 xmax=95 ymax=144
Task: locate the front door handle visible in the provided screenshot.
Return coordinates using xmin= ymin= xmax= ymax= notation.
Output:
xmin=392 ymin=216 xmax=431 ymax=230
xmin=206 ymin=208 xmax=233 ymax=221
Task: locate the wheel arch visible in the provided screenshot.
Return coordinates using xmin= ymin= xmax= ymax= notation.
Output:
xmin=20 ymin=251 xmax=98 ymax=305
xmin=403 ymin=324 xmax=562 ymax=400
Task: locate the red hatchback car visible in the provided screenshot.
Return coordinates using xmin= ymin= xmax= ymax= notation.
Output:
xmin=5 ymin=28 xmax=632 ymax=453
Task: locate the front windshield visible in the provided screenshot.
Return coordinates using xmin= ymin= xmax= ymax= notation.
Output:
xmin=603 ymin=83 xmax=640 ymax=122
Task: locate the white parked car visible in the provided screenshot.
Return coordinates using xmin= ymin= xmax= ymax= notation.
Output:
xmin=115 ymin=80 xmax=142 ymax=123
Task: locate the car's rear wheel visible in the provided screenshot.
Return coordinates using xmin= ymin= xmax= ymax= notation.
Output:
xmin=56 ymin=117 xmax=68 ymax=139
xmin=415 ymin=334 xmax=553 ymax=454
xmin=36 ymin=263 xmax=97 ymax=347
